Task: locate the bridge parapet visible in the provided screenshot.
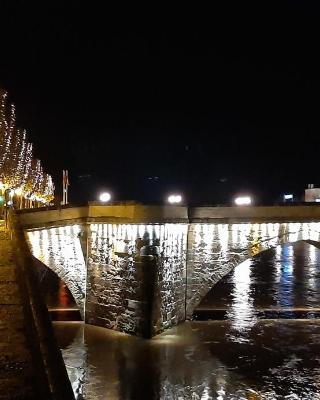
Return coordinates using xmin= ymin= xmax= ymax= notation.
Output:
xmin=16 ymin=206 xmax=88 ymax=229
xmin=88 ymin=203 xmax=188 ymax=223
xmin=15 ymin=204 xmax=320 ymax=229
xmin=189 ymin=205 xmax=320 ymax=222
xmin=16 ymin=204 xmax=189 ymax=229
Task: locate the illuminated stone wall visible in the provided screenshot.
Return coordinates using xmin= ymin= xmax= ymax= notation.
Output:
xmin=85 ymin=223 xmax=188 ymax=336
xmin=26 ymin=220 xmax=320 ymax=336
xmin=26 ymin=225 xmax=87 ymax=317
xmin=186 ymin=222 xmax=320 ymax=317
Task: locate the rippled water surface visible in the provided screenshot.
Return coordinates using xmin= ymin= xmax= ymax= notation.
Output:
xmin=53 ymin=241 xmax=320 ymax=399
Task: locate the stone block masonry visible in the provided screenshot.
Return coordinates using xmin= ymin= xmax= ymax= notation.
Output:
xmin=86 ymin=223 xmax=188 ymax=337
xmin=1 ymin=214 xmax=75 ymax=399
xmin=186 ymin=222 xmax=320 ymax=316
xmin=21 ymin=205 xmax=320 ymax=338
xmin=26 ymin=225 xmax=87 ymax=318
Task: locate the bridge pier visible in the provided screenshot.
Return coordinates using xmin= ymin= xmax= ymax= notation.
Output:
xmin=84 ymin=223 xmax=188 ymax=338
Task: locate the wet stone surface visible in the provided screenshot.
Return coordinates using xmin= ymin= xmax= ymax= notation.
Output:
xmin=0 ymin=224 xmax=35 ymax=399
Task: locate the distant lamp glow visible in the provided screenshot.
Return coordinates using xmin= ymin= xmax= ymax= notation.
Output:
xmin=284 ymin=194 xmax=293 ymax=201
xmin=234 ymin=196 xmax=252 ymax=206
xmin=99 ymin=192 xmax=111 ymax=202
xmin=168 ymin=194 xmax=182 ymax=204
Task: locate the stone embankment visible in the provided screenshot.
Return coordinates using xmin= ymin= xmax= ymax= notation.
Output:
xmin=0 ymin=222 xmax=36 ymax=398
xmin=0 ymin=220 xmax=74 ymax=399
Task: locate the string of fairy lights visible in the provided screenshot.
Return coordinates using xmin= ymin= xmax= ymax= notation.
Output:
xmin=0 ymin=88 xmax=54 ymax=208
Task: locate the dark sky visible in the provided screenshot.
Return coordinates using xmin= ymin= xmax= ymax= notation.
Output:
xmin=0 ymin=2 xmax=320 ymax=204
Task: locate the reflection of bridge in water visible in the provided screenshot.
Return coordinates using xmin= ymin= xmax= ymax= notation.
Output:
xmin=18 ymin=204 xmax=320 ymax=338
xmin=52 ymin=239 xmax=320 ymax=399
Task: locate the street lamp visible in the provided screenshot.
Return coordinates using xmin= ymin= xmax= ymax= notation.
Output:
xmin=234 ymin=196 xmax=252 ymax=206
xmin=283 ymin=194 xmax=293 ymax=202
xmin=99 ymin=192 xmax=111 ymax=202
xmin=167 ymin=194 xmax=182 ymax=204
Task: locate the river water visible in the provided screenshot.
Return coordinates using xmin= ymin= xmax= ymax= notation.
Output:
xmin=52 ymin=241 xmax=320 ymax=399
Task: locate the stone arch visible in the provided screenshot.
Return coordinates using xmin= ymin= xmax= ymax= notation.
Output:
xmin=26 ymin=225 xmax=87 ymax=318
xmin=34 ymin=255 xmax=79 ymax=308
xmin=186 ymin=221 xmax=320 ymax=317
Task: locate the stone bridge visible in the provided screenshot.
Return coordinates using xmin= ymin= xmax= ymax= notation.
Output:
xmin=16 ymin=204 xmax=320 ymax=338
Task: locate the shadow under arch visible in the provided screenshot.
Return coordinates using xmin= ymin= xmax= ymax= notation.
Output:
xmin=33 ymin=256 xmax=82 ymax=320
xmin=193 ymin=239 xmax=320 ymax=320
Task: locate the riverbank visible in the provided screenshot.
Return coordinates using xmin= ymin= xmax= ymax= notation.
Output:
xmin=0 ymin=221 xmax=35 ymax=398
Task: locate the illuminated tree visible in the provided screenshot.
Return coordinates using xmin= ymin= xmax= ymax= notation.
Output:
xmin=0 ymin=90 xmax=10 ymax=175
xmin=0 ymin=88 xmax=55 ymax=207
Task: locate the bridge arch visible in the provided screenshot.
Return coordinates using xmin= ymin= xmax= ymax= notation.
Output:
xmin=186 ymin=222 xmax=320 ymax=317
xmin=35 ymin=256 xmax=80 ymax=312
xmin=26 ymin=225 xmax=87 ymax=318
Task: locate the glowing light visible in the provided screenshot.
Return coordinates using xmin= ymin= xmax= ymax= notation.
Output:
xmin=167 ymin=194 xmax=182 ymax=204
xmin=284 ymin=194 xmax=293 ymax=200
xmin=234 ymin=196 xmax=252 ymax=206
xmin=0 ymin=88 xmax=55 ymax=209
xmin=227 ymin=258 xmax=256 ymax=333
xmin=99 ymin=192 xmax=111 ymax=202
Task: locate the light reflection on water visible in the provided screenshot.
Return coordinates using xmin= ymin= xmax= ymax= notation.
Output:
xmin=199 ymin=241 xmax=320 ymax=316
xmin=54 ymin=241 xmax=320 ymax=399
xmin=54 ymin=320 xmax=320 ymax=400
xmin=226 ymin=259 xmax=257 ymax=339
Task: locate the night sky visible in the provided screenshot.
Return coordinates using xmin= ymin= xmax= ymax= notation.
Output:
xmin=0 ymin=2 xmax=319 ymax=205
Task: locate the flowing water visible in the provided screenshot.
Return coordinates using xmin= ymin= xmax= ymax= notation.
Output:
xmin=52 ymin=241 xmax=320 ymax=399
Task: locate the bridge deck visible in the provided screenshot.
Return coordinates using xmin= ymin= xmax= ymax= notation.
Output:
xmin=0 ymin=223 xmax=36 ymax=398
